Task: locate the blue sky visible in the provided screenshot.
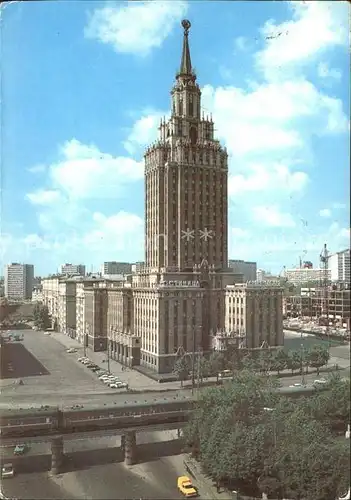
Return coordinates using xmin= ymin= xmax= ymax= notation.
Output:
xmin=1 ymin=0 xmax=350 ymax=276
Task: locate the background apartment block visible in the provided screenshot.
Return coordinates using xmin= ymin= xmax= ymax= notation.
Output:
xmin=284 ymin=267 xmax=331 ymax=285
xmin=101 ymin=262 xmax=132 ymax=276
xmin=131 ymin=262 xmax=145 ymax=273
xmin=225 ymin=283 xmax=284 ymax=349
xmin=4 ymin=263 xmax=34 ymax=300
xmin=60 ymin=263 xmax=86 ymax=276
xmin=228 ymin=259 xmax=257 ymax=282
xmin=328 ymin=249 xmax=350 ymax=283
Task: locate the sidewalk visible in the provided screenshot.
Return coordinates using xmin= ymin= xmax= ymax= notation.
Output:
xmin=184 ymin=455 xmax=236 ymax=499
xmin=47 ymin=330 xmax=350 ymax=393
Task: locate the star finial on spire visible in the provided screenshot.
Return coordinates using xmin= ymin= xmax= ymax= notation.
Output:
xmin=179 ymin=19 xmax=192 ymax=76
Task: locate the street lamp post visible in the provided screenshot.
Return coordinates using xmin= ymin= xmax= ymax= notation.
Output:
xmin=191 ymin=328 xmax=196 ymax=395
xmin=301 ymin=342 xmax=305 ymax=385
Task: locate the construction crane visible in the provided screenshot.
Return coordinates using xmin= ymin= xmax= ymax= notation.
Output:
xmin=319 ymin=243 xmax=330 ymax=344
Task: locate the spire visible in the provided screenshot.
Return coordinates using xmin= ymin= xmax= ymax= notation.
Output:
xmin=179 ymin=19 xmax=192 ymax=76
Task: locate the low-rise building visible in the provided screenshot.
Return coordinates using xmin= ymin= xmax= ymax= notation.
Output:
xmin=32 ymin=287 xmax=43 ymax=303
xmin=228 ymin=259 xmax=257 ymax=282
xmin=58 ymin=280 xmax=77 ymax=338
xmin=107 ymin=288 xmax=140 ymax=366
xmin=60 ymin=263 xmax=86 ymax=276
xmin=42 ymin=276 xmax=61 ymax=325
xmin=225 ymin=282 xmax=284 ymax=349
xmin=285 ymin=267 xmax=331 ymax=285
xmin=101 ymin=262 xmax=132 ymax=276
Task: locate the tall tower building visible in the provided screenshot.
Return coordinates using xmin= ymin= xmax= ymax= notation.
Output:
xmin=145 ymin=19 xmax=228 ymax=272
xmin=132 ymin=20 xmax=241 ymax=375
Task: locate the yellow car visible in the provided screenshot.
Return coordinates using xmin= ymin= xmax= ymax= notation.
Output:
xmin=177 ymin=476 xmax=198 ymax=497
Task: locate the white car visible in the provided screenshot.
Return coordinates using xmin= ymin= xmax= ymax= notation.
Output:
xmin=81 ymin=359 xmax=91 ymax=365
xmin=314 ymin=378 xmax=327 ymax=385
xmin=44 ymin=331 xmax=51 ymax=335
xmin=77 ymin=357 xmax=87 ymax=362
xmin=1 ymin=463 xmax=14 ymax=478
xmin=109 ymin=382 xmax=126 ymax=389
xmin=66 ymin=348 xmax=77 ymax=353
xmin=102 ymin=378 xmax=116 ymax=384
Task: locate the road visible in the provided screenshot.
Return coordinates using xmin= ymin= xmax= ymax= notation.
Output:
xmin=1 ymin=431 xmax=205 ymax=500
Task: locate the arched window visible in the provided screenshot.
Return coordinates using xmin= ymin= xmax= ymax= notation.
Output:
xmin=190 ymin=126 xmax=197 ymax=145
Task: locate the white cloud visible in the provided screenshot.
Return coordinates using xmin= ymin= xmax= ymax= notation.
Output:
xmin=319 ymin=208 xmax=332 ymax=218
xmin=332 ymin=202 xmax=347 ymax=210
xmin=235 ymin=36 xmax=248 ymax=51
xmin=26 ymin=189 xmax=63 ymax=206
xmin=49 ymin=139 xmax=143 ymax=199
xmin=27 ymin=164 xmax=46 ymax=174
xmin=252 ymin=205 xmax=296 ymax=228
xmin=82 ymin=211 xmax=144 ymax=258
xmin=124 ymin=110 xmax=167 ymax=154
xmin=317 ymin=62 xmax=342 ymax=81
xmin=256 ymin=1 xmax=349 ymax=80
xmin=202 ymin=79 xmax=348 ymax=160
xmin=85 ymin=1 xmax=188 ymax=56
xmin=228 ymin=162 xmax=308 ymax=197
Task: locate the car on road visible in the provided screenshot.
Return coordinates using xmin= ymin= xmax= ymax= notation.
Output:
xmin=66 ymin=348 xmax=77 ymax=353
xmin=109 ymin=382 xmax=127 ymax=389
xmin=314 ymin=378 xmax=327 ymax=385
xmin=44 ymin=331 xmax=51 ymax=335
xmin=14 ymin=444 xmax=29 ymax=456
xmin=177 ymin=476 xmax=198 ymax=497
xmin=81 ymin=359 xmax=91 ymax=365
xmin=289 ymin=383 xmax=303 ymax=388
xmin=1 ymin=463 xmax=14 ymax=479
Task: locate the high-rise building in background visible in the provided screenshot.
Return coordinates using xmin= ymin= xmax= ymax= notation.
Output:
xmin=4 ymin=263 xmax=34 ymax=300
xmin=228 ymin=259 xmax=257 ymax=282
xmin=101 ymin=262 xmax=132 ymax=276
xmin=328 ymin=249 xmax=350 ymax=283
xmin=60 ymin=264 xmax=86 ymax=276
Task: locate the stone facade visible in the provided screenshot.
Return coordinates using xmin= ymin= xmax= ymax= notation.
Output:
xmin=225 ymin=283 xmax=284 ymax=349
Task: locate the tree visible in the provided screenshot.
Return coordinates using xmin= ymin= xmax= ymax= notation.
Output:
xmin=0 ymin=297 xmax=10 ymax=323
xmin=270 ymin=349 xmax=288 ymax=375
xmin=185 ymin=371 xmax=349 ymax=499
xmin=287 ymin=350 xmax=301 ymax=374
xmin=33 ymin=304 xmax=51 ymax=330
xmin=173 ymin=356 xmax=189 ymax=388
xmin=306 ymin=345 xmax=329 ymax=376
xmin=208 ymin=352 xmax=226 ymax=382
xmin=197 ymin=356 xmax=210 ymax=382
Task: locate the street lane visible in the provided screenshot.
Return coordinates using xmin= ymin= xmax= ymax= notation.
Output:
xmin=1 ymin=431 xmax=192 ymax=500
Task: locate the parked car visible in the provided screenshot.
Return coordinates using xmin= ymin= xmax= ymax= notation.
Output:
xmin=66 ymin=348 xmax=77 ymax=353
xmin=1 ymin=463 xmax=14 ymax=479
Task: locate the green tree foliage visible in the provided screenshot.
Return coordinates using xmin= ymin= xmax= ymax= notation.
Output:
xmin=173 ymin=356 xmax=189 ymax=387
xmin=270 ymin=349 xmax=288 ymax=375
xmin=185 ymin=371 xmax=350 ymax=499
xmin=33 ymin=304 xmax=51 ymax=330
xmin=0 ymin=297 xmax=10 ymax=322
xmin=287 ymin=350 xmax=302 ymax=374
xmin=306 ymin=345 xmax=330 ymax=375
xmin=208 ymin=351 xmax=226 ymax=381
